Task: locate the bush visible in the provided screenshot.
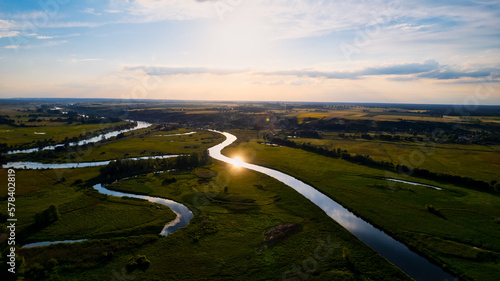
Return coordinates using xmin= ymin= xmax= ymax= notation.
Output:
xmin=342 ymin=247 xmax=351 ymax=262
xmin=126 ymin=255 xmax=151 ymax=272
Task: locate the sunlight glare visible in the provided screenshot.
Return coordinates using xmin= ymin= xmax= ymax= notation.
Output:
xmin=232 ymin=156 xmax=245 ymax=168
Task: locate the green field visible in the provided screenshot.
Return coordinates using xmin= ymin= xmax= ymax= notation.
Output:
xmin=223 ymin=137 xmax=500 ymax=280
xmin=290 ymin=135 xmax=500 ymax=183
xmin=0 ymin=121 xmax=132 ymax=148
xmin=289 ymin=107 xmax=500 ymax=124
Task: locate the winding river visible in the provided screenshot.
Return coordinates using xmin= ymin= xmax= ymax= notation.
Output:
xmin=3 ymin=155 xmax=180 ymax=170
xmin=208 ymin=131 xmax=456 ymax=281
xmin=4 ymin=121 xmax=152 ymax=155
xmin=17 ymin=127 xmax=456 ymax=280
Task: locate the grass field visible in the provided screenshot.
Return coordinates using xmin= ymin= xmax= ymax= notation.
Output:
xmin=223 ymin=138 xmax=500 ymax=280
xmin=11 ymin=164 xmax=412 ymax=280
xmin=0 ymin=121 xmax=132 ymax=148
xmin=287 ymin=107 xmax=500 ymax=124
xmin=290 ymin=135 xmax=500 ymax=183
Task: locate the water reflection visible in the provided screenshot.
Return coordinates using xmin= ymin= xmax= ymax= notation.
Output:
xmin=23 ymin=239 xmax=87 ymax=248
xmin=3 ymin=155 xmax=180 ymax=170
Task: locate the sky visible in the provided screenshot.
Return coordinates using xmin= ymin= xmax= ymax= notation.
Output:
xmin=0 ymin=0 xmax=499 ymax=104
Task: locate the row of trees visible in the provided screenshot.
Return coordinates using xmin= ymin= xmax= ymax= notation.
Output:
xmin=100 ymin=151 xmax=211 ymax=182
xmin=397 ymin=165 xmax=499 ymax=192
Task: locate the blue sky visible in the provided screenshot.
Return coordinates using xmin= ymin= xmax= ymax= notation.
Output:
xmin=0 ymin=0 xmax=499 ymax=104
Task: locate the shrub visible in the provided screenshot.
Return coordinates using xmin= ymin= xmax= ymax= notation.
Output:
xmin=126 ymin=255 xmax=151 ymax=272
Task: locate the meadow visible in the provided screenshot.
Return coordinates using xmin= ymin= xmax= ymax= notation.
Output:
xmin=290 ymin=134 xmax=500 ymax=183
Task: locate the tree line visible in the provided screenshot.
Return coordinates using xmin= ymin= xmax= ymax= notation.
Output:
xmin=99 ymin=151 xmax=211 ymax=182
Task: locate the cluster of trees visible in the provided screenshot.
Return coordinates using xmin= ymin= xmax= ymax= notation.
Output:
xmin=291 ymin=130 xmax=322 ymax=139
xmin=100 ymin=151 xmax=211 ymax=182
xmin=0 ymin=116 xmax=15 ymax=125
xmin=34 ymin=205 xmax=60 ymax=228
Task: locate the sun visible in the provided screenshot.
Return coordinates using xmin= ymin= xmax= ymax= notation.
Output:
xmin=232 ymin=156 xmax=245 ymax=168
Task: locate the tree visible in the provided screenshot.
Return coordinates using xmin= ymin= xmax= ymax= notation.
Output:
xmin=34 ymin=205 xmax=60 ymax=227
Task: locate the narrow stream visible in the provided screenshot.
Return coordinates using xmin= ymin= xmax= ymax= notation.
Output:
xmin=3 ymin=155 xmax=179 ymax=170
xmin=208 ymin=130 xmax=456 ymax=281
xmin=23 ymin=183 xmax=193 ymax=248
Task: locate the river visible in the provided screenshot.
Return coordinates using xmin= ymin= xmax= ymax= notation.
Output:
xmin=17 ymin=127 xmax=456 ymax=280
xmin=208 ymin=130 xmax=456 ymax=281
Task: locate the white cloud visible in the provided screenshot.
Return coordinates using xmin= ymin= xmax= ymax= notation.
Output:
xmin=0 ymin=30 xmax=20 ymax=38
xmin=70 ymin=58 xmax=104 ymax=63
xmin=4 ymin=40 xmax=67 ymax=50
xmin=36 ymin=35 xmax=54 ymax=39
xmin=0 ymin=19 xmax=16 ymax=29
xmin=81 ymin=8 xmax=102 ymax=16
xmin=124 ymin=65 xmax=248 ymax=76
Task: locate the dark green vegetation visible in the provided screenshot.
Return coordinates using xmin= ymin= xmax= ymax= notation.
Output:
xmin=224 ymin=137 xmax=500 ymax=280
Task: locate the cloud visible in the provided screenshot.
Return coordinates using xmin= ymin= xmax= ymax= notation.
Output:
xmin=123 ymin=61 xmax=497 ymax=82
xmin=259 ymin=60 xmax=498 ymax=81
xmin=360 ymin=60 xmax=439 ymax=76
xmin=0 ymin=30 xmax=20 ymax=38
xmin=259 ymin=60 xmax=439 ymax=79
xmin=70 ymin=58 xmax=104 ymax=63
xmin=36 ymin=35 xmax=54 ymax=39
xmin=417 ymin=68 xmax=496 ymax=80
xmin=0 ymin=19 xmax=16 ymax=29
xmin=4 ymin=40 xmax=67 ymax=50
xmin=81 ymin=8 xmax=102 ymax=16
xmin=124 ymin=65 xmax=248 ymax=76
